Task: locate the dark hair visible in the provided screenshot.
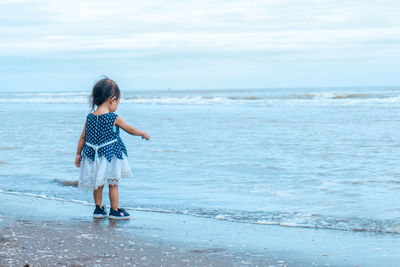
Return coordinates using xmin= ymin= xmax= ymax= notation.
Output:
xmin=89 ymin=77 xmax=121 ymax=110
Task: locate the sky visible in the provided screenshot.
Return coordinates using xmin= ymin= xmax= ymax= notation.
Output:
xmin=0 ymin=0 xmax=400 ymax=91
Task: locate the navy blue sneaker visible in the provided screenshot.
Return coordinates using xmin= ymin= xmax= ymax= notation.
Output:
xmin=93 ymin=205 xmax=108 ymax=219
xmin=108 ymin=207 xmax=130 ymax=220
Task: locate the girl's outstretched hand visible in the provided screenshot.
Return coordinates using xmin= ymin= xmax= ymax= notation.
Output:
xmin=141 ymin=131 xmax=150 ymax=140
xmin=75 ymin=154 xmax=81 ymax=167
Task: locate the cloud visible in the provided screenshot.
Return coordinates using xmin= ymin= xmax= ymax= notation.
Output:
xmin=0 ymin=0 xmax=400 ymax=90
xmin=1 ymin=28 xmax=400 ymax=61
xmin=1 ymin=0 xmax=400 ymax=59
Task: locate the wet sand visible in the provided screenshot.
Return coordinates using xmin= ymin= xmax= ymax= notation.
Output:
xmin=1 ymin=191 xmax=399 ymax=266
xmin=0 ymin=219 xmax=270 ymax=266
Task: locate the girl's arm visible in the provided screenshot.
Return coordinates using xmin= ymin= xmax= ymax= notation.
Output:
xmin=74 ymin=122 xmax=86 ymax=167
xmin=115 ymin=117 xmax=150 ymax=140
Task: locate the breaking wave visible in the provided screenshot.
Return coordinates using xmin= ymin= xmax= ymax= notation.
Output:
xmin=1 ymin=89 xmax=400 ymax=105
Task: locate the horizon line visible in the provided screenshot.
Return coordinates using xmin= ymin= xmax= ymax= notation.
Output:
xmin=2 ymin=84 xmax=400 ymax=93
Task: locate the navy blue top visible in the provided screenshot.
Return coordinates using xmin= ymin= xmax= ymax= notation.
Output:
xmin=82 ymin=112 xmax=128 ymax=162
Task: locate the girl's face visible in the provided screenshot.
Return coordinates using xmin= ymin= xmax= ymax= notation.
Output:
xmin=110 ymin=95 xmax=121 ymax=112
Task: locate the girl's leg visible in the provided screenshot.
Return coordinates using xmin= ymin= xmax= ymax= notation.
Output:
xmin=93 ymin=185 xmax=104 ymax=206
xmin=109 ymin=184 xmax=119 ymax=211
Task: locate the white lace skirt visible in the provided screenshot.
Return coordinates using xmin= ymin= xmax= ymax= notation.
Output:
xmin=78 ymin=154 xmax=132 ymax=191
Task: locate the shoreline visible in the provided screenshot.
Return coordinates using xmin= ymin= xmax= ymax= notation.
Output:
xmin=1 ymin=191 xmax=399 ymax=266
xmin=2 ymin=188 xmax=398 ymax=236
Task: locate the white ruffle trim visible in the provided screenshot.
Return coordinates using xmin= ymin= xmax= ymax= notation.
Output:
xmin=78 ymin=154 xmax=132 ymax=192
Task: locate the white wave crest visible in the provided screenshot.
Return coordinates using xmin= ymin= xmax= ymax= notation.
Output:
xmin=15 ymin=92 xmax=89 ymax=96
xmin=1 ymin=93 xmax=400 ymax=105
xmin=0 ymin=97 xmax=87 ymax=103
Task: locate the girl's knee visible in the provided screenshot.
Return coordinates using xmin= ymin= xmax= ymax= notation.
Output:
xmin=109 ymin=184 xmax=118 ymax=188
xmin=94 ymin=185 xmax=104 ymax=191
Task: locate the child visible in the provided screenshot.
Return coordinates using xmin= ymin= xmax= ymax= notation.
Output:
xmin=74 ymin=78 xmax=150 ymax=220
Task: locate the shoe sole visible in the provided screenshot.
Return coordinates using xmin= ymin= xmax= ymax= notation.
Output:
xmin=108 ymin=215 xmax=130 ymax=220
xmin=93 ymin=214 xmax=108 ymax=219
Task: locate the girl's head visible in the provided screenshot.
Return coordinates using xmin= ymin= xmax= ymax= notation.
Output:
xmin=89 ymin=77 xmax=121 ymax=111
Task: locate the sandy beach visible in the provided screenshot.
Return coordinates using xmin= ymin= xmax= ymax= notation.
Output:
xmin=0 ymin=192 xmax=294 ymax=267
xmin=0 ymin=219 xmax=270 ymax=266
xmin=1 ymin=190 xmax=399 ymax=267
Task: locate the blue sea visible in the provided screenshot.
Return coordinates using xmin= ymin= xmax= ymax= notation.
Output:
xmin=1 ymin=86 xmax=400 ymax=234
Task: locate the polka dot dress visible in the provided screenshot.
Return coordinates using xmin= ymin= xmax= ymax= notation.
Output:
xmin=78 ymin=112 xmax=132 ymax=191
xmin=82 ymin=112 xmax=128 ymax=161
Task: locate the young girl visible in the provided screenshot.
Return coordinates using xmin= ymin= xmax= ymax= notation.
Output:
xmin=74 ymin=78 xmax=150 ymax=220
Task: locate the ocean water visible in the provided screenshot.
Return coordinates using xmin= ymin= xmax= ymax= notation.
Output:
xmin=1 ymin=87 xmax=400 ymax=234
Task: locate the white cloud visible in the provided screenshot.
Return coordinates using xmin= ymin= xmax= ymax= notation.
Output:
xmin=1 ymin=27 xmax=400 ymax=60
xmin=0 ymin=0 xmax=399 ymax=74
